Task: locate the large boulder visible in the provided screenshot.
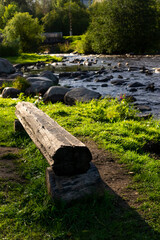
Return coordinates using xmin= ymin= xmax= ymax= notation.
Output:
xmin=2 ymin=87 xmax=20 ymax=98
xmin=40 ymin=71 xmax=59 ymax=85
xmin=26 ymin=76 xmax=54 ymax=84
xmin=43 ymin=86 xmax=70 ymax=103
xmin=0 ymin=58 xmax=15 ymax=74
xmin=25 ymin=81 xmax=53 ymax=96
xmin=64 ymin=87 xmax=101 ymax=105
xmin=7 ymin=72 xmax=23 ymax=79
xmin=128 ymin=82 xmax=145 ymax=88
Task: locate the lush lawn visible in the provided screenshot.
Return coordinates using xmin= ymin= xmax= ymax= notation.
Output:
xmin=0 ymin=97 xmax=160 ymax=239
xmin=5 ymin=53 xmax=62 ymax=64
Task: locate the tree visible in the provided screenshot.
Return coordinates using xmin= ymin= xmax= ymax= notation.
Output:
xmin=0 ymin=0 xmax=30 ymax=12
xmin=43 ymin=1 xmax=89 ymax=35
xmin=2 ymin=3 xmax=18 ymax=28
xmin=85 ymin=0 xmax=160 ymax=54
xmin=0 ymin=3 xmax=5 ymax=28
xmin=2 ymin=12 xmax=44 ymax=52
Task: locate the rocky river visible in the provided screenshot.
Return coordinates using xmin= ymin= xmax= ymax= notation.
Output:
xmin=42 ymin=54 xmax=160 ymax=119
xmin=1 ymin=54 xmax=160 ymax=118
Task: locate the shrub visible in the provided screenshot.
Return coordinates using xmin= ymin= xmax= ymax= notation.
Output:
xmin=0 ymin=41 xmax=20 ymax=57
xmin=2 ymin=12 xmax=44 ymax=52
xmin=13 ymin=76 xmax=30 ymax=92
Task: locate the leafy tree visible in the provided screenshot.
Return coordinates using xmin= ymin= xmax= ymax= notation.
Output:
xmin=0 ymin=3 xmax=5 ymax=28
xmin=0 ymin=0 xmax=29 ymax=11
xmin=85 ymin=0 xmax=160 ymax=54
xmin=2 ymin=3 xmax=18 ymax=28
xmin=43 ymin=1 xmax=89 ymax=35
xmin=2 ymin=12 xmax=44 ymax=52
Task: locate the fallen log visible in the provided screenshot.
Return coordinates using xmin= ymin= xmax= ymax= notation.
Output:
xmin=15 ymin=101 xmax=92 ymax=176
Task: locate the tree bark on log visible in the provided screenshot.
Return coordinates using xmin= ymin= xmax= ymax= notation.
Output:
xmin=15 ymin=102 xmax=92 ymax=176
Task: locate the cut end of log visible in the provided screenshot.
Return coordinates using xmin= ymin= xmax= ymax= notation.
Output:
xmin=53 ymin=145 xmax=92 ymax=176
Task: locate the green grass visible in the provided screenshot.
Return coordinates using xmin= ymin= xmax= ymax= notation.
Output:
xmin=0 ymin=97 xmax=160 ymax=239
xmin=6 ymin=53 xmax=63 ymax=64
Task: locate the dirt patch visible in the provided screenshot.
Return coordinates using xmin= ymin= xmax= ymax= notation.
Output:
xmin=0 ymin=146 xmax=20 ymax=180
xmin=83 ymin=140 xmax=140 ymax=209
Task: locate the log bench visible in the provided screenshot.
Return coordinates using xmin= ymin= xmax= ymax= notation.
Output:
xmin=15 ymin=102 xmax=105 ymax=202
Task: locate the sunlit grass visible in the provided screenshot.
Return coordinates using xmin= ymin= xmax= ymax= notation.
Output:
xmin=6 ymin=53 xmax=63 ymax=64
xmin=0 ymin=97 xmax=160 ymax=239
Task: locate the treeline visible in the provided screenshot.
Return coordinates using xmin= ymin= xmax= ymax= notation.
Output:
xmin=81 ymin=0 xmax=160 ymax=54
xmin=0 ymin=0 xmax=89 ymax=54
xmin=0 ymin=0 xmax=160 ymax=55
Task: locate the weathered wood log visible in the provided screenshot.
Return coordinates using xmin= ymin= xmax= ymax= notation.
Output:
xmin=46 ymin=163 xmax=105 ymax=202
xmin=15 ymin=102 xmax=92 ymax=176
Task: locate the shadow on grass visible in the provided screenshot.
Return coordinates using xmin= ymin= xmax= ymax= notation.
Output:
xmin=36 ymin=181 xmax=160 ymax=240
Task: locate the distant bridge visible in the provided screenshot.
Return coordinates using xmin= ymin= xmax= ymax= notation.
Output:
xmin=43 ymin=32 xmax=64 ymax=44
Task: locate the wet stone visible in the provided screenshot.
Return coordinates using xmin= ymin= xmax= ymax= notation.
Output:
xmin=128 ymin=82 xmax=145 ymax=88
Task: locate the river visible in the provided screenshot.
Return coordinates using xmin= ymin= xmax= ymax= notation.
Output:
xmin=27 ymin=54 xmax=160 ymax=118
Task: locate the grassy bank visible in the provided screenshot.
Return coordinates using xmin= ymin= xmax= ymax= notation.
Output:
xmin=5 ymin=53 xmax=63 ymax=64
xmin=0 ymin=97 xmax=160 ymax=239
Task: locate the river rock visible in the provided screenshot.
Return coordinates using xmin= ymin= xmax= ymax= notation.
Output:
xmin=25 ymin=80 xmax=53 ymax=96
xmin=128 ymin=82 xmax=145 ymax=88
xmin=26 ymin=76 xmax=54 ymax=84
xmin=101 ymin=84 xmax=108 ymax=87
xmin=64 ymin=87 xmax=101 ymax=105
xmin=146 ymin=83 xmax=155 ymax=91
xmin=40 ymin=71 xmax=59 ymax=85
xmin=135 ymin=104 xmax=152 ymax=112
xmin=2 ymin=87 xmax=20 ymax=98
xmin=129 ymin=88 xmax=137 ymax=92
xmin=43 ymin=86 xmax=70 ymax=103
xmin=0 ymin=58 xmax=15 ymax=74
xmin=59 ymin=72 xmax=71 ymax=78
xmin=111 ymin=80 xmax=127 ymax=85
xmin=7 ymin=72 xmax=23 ymax=79
xmin=95 ymin=75 xmax=113 ymax=82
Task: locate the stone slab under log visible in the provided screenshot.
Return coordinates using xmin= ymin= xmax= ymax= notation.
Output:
xmin=46 ymin=163 xmax=105 ymax=203
xmin=15 ymin=102 xmax=92 ymax=176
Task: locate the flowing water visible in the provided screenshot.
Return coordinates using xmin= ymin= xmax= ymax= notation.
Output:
xmin=26 ymin=54 xmax=160 ymax=118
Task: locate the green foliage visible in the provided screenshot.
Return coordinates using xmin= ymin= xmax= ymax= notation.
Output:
xmin=0 ymin=40 xmax=20 ymax=57
xmin=2 ymin=3 xmax=19 ymax=28
xmin=13 ymin=76 xmax=30 ymax=92
xmin=83 ymin=0 xmax=160 ymax=54
xmin=56 ymin=35 xmax=83 ymax=53
xmin=0 ymin=3 xmax=5 ymax=27
xmin=75 ymin=33 xmax=93 ymax=54
xmin=2 ymin=12 xmax=44 ymax=52
xmin=43 ymin=2 xmax=89 ymax=35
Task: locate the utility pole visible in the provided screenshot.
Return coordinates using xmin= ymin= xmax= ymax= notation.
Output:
xmin=69 ymin=0 xmax=72 ymax=36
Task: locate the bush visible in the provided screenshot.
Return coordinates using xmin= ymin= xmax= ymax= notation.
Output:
xmin=13 ymin=76 xmax=30 ymax=92
xmin=2 ymin=12 xmax=44 ymax=52
xmin=0 ymin=41 xmax=20 ymax=57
